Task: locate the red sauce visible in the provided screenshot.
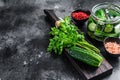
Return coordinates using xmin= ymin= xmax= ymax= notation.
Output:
xmin=72 ymin=11 xmax=89 ymax=20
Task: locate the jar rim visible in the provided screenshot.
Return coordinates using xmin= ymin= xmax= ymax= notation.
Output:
xmin=91 ymin=2 xmax=120 ymax=23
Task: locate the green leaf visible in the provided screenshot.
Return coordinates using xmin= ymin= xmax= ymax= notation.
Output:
xmin=47 ymin=16 xmax=100 ymax=56
xmin=95 ymin=9 xmax=106 ymax=20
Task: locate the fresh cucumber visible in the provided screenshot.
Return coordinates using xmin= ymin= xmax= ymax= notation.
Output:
xmin=88 ymin=22 xmax=96 ymax=31
xmin=69 ymin=46 xmax=103 ymax=67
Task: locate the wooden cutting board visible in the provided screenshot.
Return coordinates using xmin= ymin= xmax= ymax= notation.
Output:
xmin=64 ymin=49 xmax=113 ymax=80
xmin=44 ymin=9 xmax=113 ymax=80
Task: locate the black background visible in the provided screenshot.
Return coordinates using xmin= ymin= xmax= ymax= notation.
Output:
xmin=0 ymin=0 xmax=120 ymax=80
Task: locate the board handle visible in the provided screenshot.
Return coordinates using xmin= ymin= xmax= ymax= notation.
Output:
xmin=44 ymin=9 xmax=60 ymax=26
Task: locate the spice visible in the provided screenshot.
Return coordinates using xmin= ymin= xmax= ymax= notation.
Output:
xmin=105 ymin=42 xmax=120 ymax=54
xmin=72 ymin=11 xmax=89 ymax=20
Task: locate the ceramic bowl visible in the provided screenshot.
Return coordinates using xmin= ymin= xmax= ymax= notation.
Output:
xmin=71 ymin=9 xmax=91 ymax=25
xmin=103 ymin=37 xmax=120 ymax=57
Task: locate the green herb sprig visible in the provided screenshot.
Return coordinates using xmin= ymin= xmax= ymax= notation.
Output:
xmin=47 ymin=16 xmax=100 ymax=55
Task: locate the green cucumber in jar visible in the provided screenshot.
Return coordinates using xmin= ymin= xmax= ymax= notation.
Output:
xmin=104 ymin=24 xmax=113 ymax=33
xmin=102 ymin=33 xmax=119 ymax=37
xmin=108 ymin=9 xmax=120 ymax=17
xmin=88 ymin=22 xmax=96 ymax=32
xmin=95 ymin=9 xmax=106 ymax=20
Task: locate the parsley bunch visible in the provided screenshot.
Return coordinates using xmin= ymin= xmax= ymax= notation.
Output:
xmin=47 ymin=16 xmax=99 ymax=55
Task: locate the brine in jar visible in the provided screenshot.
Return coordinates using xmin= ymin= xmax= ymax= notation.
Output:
xmin=87 ymin=2 xmax=120 ymax=41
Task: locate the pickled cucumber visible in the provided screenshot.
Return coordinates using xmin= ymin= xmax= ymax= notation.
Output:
xmin=104 ymin=24 xmax=113 ymax=33
xmin=88 ymin=22 xmax=96 ymax=32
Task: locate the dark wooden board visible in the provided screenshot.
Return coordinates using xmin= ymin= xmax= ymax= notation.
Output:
xmin=64 ymin=49 xmax=113 ymax=80
xmin=44 ymin=9 xmax=113 ymax=80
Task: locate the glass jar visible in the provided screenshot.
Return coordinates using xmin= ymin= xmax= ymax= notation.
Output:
xmin=87 ymin=2 xmax=120 ymax=41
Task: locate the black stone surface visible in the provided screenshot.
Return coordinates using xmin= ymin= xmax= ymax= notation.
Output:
xmin=0 ymin=0 xmax=119 ymax=80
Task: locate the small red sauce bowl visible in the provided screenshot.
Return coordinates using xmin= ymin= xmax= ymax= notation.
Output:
xmin=71 ymin=9 xmax=91 ymax=25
